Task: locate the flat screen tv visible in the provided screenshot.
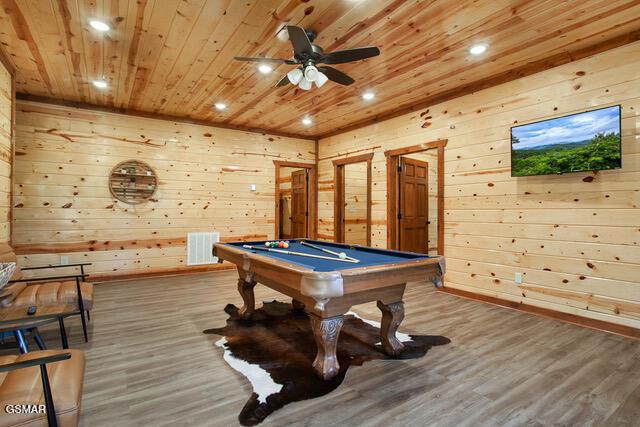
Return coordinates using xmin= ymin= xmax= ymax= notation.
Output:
xmin=510 ymin=105 xmax=621 ymax=177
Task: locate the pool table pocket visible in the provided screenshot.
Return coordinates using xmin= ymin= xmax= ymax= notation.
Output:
xmin=300 ymin=271 xmax=344 ymax=311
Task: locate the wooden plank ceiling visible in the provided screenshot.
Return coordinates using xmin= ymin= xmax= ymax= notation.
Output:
xmin=1 ymin=0 xmax=640 ymax=138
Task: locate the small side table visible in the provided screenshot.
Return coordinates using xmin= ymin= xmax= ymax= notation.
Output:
xmin=0 ymin=304 xmax=79 ymax=352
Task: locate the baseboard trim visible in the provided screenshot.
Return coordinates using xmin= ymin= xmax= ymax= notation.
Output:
xmin=89 ymin=263 xmax=235 ymax=283
xmin=438 ymin=287 xmax=640 ymax=340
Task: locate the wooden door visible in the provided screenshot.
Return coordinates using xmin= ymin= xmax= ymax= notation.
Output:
xmin=398 ymin=157 xmax=429 ymax=253
xmin=291 ymin=169 xmax=308 ymax=238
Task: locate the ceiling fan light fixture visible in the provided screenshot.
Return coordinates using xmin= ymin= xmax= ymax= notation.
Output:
xmin=315 ymin=72 xmax=328 ymax=88
xmin=258 ymin=64 xmax=273 ymax=74
xmin=276 ymin=26 xmax=289 ymax=42
xmin=298 ymin=77 xmax=312 ymax=90
xmin=304 ymin=65 xmax=319 ymax=82
xmin=287 ymin=68 xmax=303 ymax=85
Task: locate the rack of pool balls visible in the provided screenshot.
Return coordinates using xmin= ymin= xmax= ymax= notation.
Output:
xmin=264 ymin=241 xmax=290 ymax=249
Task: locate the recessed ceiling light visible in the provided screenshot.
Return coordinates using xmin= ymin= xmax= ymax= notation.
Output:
xmin=302 ymin=117 xmax=312 ymax=126
xmin=258 ymin=64 xmax=272 ymax=74
xmin=469 ymin=44 xmax=487 ymax=55
xmin=92 ymin=79 xmax=108 ymax=89
xmin=362 ymin=91 xmax=375 ymax=101
xmin=214 ymin=102 xmax=227 ymax=111
xmin=89 ymin=20 xmax=110 ymax=32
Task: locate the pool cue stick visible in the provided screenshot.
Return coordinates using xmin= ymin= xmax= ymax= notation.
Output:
xmin=243 ymin=245 xmax=359 ymax=263
xmin=300 ymin=241 xmax=358 ymax=262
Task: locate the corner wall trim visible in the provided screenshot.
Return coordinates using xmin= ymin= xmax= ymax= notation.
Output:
xmin=0 ymin=45 xmax=15 ymax=76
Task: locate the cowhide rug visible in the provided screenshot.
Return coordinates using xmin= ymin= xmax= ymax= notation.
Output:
xmin=203 ymin=301 xmax=450 ymax=425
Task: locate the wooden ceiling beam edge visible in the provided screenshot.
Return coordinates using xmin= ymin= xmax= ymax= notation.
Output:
xmin=0 ymin=44 xmax=16 ymax=76
xmin=14 ymin=93 xmax=317 ymax=141
xmin=315 ymin=30 xmax=640 ymax=140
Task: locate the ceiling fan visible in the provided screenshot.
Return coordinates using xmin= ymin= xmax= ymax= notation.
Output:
xmin=234 ymin=25 xmax=380 ymax=90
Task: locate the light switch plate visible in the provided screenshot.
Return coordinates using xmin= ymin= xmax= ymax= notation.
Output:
xmin=250 ymin=184 xmax=256 ymax=192
xmin=60 ymin=255 xmax=69 ymax=265
xmin=514 ymin=272 xmax=523 ymax=284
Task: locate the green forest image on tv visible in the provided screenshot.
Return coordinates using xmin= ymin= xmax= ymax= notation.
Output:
xmin=511 ymin=106 xmax=621 ymax=177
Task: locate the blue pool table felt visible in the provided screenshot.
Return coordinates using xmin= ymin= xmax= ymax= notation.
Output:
xmin=226 ymin=240 xmax=431 ymax=272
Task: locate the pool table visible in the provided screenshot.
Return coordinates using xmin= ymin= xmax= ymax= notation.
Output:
xmin=213 ymin=239 xmax=445 ymax=380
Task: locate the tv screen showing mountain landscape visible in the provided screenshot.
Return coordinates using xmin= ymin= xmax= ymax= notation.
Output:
xmin=511 ymin=105 xmax=621 ymax=177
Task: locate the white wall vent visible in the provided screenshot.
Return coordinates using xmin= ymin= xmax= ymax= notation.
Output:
xmin=187 ymin=232 xmax=220 ymax=265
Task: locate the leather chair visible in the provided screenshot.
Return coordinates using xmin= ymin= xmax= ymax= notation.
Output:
xmin=0 ymin=244 xmax=94 ymax=342
xmin=0 ymin=349 xmax=85 ymax=427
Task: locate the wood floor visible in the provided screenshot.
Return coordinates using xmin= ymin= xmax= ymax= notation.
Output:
xmin=4 ymin=270 xmax=640 ymax=426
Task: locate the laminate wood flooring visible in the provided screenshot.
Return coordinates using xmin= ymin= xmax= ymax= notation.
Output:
xmin=3 ymin=270 xmax=638 ymax=426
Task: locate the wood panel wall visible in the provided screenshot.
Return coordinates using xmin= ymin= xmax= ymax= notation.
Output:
xmin=0 ymin=58 xmax=12 ymax=244
xmin=318 ymin=42 xmax=640 ymax=329
xmin=13 ymin=101 xmax=315 ymax=280
xmin=342 ymin=162 xmax=368 ymax=245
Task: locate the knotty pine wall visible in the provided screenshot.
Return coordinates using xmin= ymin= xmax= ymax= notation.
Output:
xmin=342 ymin=162 xmax=368 ymax=245
xmin=0 ymin=60 xmax=12 ymax=243
xmin=13 ymin=101 xmax=315 ymax=279
xmin=318 ymin=42 xmax=640 ymax=329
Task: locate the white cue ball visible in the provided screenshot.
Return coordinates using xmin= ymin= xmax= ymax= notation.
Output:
xmin=339 ymin=252 xmax=347 ymax=259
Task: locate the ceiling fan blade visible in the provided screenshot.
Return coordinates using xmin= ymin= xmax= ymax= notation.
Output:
xmin=275 ymin=75 xmax=290 ymax=87
xmin=234 ymin=56 xmax=294 ymax=64
xmin=320 ymin=46 xmax=380 ymax=64
xmin=287 ymin=26 xmax=314 ymax=57
xmin=318 ymin=66 xmax=354 ymax=86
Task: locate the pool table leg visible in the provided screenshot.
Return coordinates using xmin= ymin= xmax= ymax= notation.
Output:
xmin=237 ymin=278 xmax=256 ymax=319
xmin=377 ymin=300 xmax=405 ymax=356
xmin=309 ymin=314 xmax=344 ymax=380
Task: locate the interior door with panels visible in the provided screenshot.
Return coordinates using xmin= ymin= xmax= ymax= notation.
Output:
xmin=399 ymin=157 xmax=429 ymax=253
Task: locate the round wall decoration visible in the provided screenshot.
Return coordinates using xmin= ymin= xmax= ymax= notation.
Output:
xmin=109 ymin=160 xmax=158 ymax=204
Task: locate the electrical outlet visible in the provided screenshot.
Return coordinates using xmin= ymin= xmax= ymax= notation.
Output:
xmin=250 ymin=184 xmax=256 ymax=192
xmin=60 ymin=255 xmax=69 ymax=265
xmin=514 ymin=272 xmax=523 ymax=284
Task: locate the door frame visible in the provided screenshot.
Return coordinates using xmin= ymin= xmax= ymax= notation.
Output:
xmin=384 ymin=139 xmax=447 ymax=255
xmin=333 ymin=153 xmax=374 ymax=245
xmin=274 ymin=160 xmax=317 ymax=239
